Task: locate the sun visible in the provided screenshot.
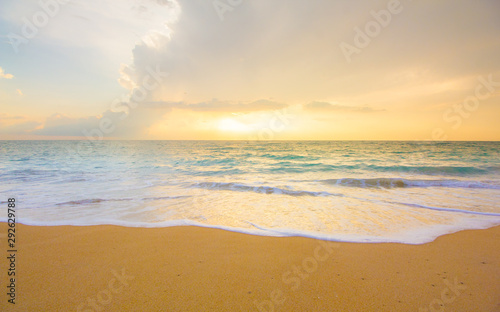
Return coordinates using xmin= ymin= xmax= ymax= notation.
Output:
xmin=217 ymin=118 xmax=251 ymax=132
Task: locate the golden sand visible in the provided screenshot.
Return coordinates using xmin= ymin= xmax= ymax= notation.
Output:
xmin=1 ymin=223 xmax=499 ymax=311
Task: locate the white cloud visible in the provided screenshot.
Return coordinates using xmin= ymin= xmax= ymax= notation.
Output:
xmin=0 ymin=67 xmax=14 ymax=79
xmin=1 ymin=0 xmax=181 ymax=66
xmin=116 ymin=0 xmax=500 ymax=108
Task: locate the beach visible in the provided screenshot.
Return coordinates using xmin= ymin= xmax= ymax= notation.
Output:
xmin=1 ymin=223 xmax=499 ymax=311
xmin=2 ymin=0 xmax=500 ymax=310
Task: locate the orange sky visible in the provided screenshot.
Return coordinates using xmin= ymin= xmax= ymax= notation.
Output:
xmin=1 ymin=0 xmax=499 ymax=140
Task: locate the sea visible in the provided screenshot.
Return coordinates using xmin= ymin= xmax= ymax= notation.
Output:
xmin=1 ymin=140 xmax=499 ymax=244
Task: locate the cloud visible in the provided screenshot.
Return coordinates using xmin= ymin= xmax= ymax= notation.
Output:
xmin=114 ymin=0 xmax=500 ymax=107
xmin=16 ymin=89 xmax=23 ymax=96
xmin=10 ymin=97 xmax=287 ymax=138
xmin=304 ymin=101 xmax=382 ymax=113
xmin=2 ymin=0 xmax=500 ymax=140
xmin=0 ymin=113 xmax=24 ymax=120
xmin=30 ymin=107 xmax=167 ymax=139
xmin=0 ymin=67 xmax=13 ymax=79
xmin=1 ymin=0 xmax=181 ymax=62
xmin=30 ymin=113 xmax=98 ymax=137
xmin=0 ymin=121 xmax=40 ymax=135
xmin=180 ymin=99 xmax=286 ymax=112
xmin=0 ymin=114 xmax=39 ymax=135
xmin=136 ymin=98 xmax=287 ymax=112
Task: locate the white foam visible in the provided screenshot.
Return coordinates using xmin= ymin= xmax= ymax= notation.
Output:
xmin=4 ymin=215 xmax=499 ymax=245
xmin=193 ymin=182 xmax=341 ymax=197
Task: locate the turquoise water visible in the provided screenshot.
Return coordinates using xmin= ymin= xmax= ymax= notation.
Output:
xmin=1 ymin=140 xmax=499 ymax=243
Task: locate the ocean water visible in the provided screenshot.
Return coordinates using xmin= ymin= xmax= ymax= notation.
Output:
xmin=1 ymin=140 xmax=499 ymax=244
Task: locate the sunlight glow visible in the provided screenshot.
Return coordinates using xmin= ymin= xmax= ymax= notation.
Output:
xmin=218 ymin=118 xmax=251 ymax=132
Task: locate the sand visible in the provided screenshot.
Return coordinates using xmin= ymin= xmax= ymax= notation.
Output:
xmin=0 ymin=223 xmax=499 ymax=311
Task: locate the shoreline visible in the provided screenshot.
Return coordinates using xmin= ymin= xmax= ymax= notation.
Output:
xmin=4 ymin=220 xmax=500 ymax=245
xmin=1 ymin=224 xmax=499 ymax=311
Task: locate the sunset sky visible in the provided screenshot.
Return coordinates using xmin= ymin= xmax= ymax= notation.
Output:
xmin=1 ymin=0 xmax=499 ymax=140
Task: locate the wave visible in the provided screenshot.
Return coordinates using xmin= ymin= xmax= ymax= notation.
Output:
xmin=263 ymin=163 xmax=496 ymax=175
xmin=10 ymin=157 xmax=31 ymax=162
xmin=56 ymin=195 xmax=188 ymax=206
xmin=142 ymin=195 xmax=190 ymax=201
xmin=57 ymin=198 xmax=108 ymax=205
xmin=258 ymin=154 xmax=318 ymax=161
xmin=321 ymin=178 xmax=500 ymax=189
xmin=192 ymin=182 xmax=340 ymax=197
xmin=365 ymin=165 xmax=494 ymax=175
xmin=396 ymin=202 xmax=500 ymax=217
xmin=268 ymin=163 xmax=357 ymax=173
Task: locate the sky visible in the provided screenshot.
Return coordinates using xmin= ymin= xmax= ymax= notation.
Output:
xmin=0 ymin=0 xmax=499 ymax=140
